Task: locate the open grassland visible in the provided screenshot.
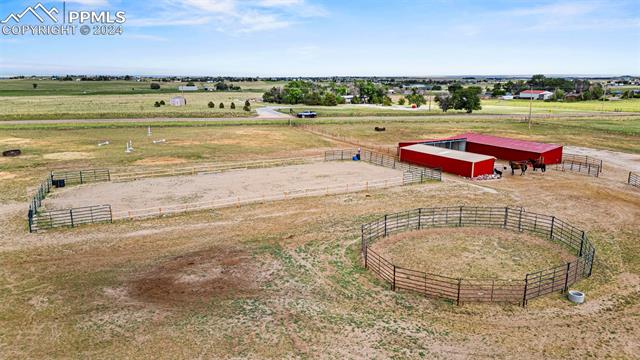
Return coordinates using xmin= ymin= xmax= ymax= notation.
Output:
xmin=0 ymin=79 xmax=286 ymax=96
xmin=0 ymin=92 xmax=265 ymax=120
xmin=1 ymin=153 xmax=639 ymax=358
xmin=483 ymin=98 xmax=640 ymax=113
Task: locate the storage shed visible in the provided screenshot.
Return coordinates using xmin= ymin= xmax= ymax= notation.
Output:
xmin=399 ymin=144 xmax=495 ymax=178
xmin=399 ymin=133 xmax=563 ymax=165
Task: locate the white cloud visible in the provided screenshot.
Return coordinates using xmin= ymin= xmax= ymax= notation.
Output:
xmin=64 ymin=0 xmax=110 ymax=6
xmin=128 ymin=0 xmax=326 ymax=32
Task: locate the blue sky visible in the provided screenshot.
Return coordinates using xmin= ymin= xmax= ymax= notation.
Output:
xmin=0 ymin=0 xmax=639 ymax=76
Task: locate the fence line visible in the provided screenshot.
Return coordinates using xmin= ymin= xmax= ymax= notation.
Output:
xmin=361 ymin=206 xmax=594 ymax=306
xmin=111 ymin=156 xmax=321 ymax=182
xmin=30 ymin=205 xmax=113 ymax=232
xmin=27 ymin=169 xmax=110 ymax=232
xmin=325 ymin=149 xmax=442 ymax=182
xmin=555 ymin=153 xmax=603 ymax=177
xmin=562 ymin=153 xmax=603 ymax=173
xmin=113 ymin=174 xmax=426 ymax=220
xmin=297 ymin=124 xmax=398 ymax=155
xmin=628 ymin=172 xmax=639 ymax=188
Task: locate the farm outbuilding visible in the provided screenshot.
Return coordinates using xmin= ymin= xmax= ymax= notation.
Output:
xmin=399 ymin=133 xmax=563 ymax=165
xmin=399 ymin=144 xmax=495 ymax=178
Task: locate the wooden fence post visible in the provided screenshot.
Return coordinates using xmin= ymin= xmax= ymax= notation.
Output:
xmin=456 ymin=279 xmax=462 ymax=306
xmin=518 ymin=208 xmax=523 ymax=232
xmin=458 ymin=206 xmax=463 ymax=227
xmin=109 ymin=205 xmax=113 ymax=223
xmin=69 ymin=209 xmax=74 ymax=228
xmin=503 ymin=207 xmax=508 ymax=228
xmin=417 ymin=208 xmax=422 ymax=230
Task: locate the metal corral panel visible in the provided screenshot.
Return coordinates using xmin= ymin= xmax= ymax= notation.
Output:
xmin=399 ymin=144 xmax=495 ymax=177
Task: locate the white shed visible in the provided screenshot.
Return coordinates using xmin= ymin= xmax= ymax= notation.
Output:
xmin=170 ymin=96 xmax=187 ymax=106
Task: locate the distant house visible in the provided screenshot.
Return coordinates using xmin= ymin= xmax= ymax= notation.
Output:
xmin=170 ymin=96 xmax=187 ymax=106
xmin=518 ymin=90 xmax=553 ymax=100
xmin=203 ymin=86 xmax=216 ymax=91
xmin=564 ymin=93 xmax=580 ymax=102
xmin=500 ymin=94 xmax=514 ymax=100
xmin=178 ymin=85 xmax=198 ymax=91
xmin=341 ymin=95 xmax=354 ymax=103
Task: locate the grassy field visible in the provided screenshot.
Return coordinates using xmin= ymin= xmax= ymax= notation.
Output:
xmin=310 ymin=115 xmax=640 ymax=153
xmin=0 ymin=79 xmax=286 ymax=96
xmin=483 ymin=98 xmax=640 ymax=113
xmin=0 ymin=92 xmax=265 ymax=120
xmin=1 ymin=122 xmax=639 ymax=358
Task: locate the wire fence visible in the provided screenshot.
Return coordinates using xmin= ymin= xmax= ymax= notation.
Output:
xmin=110 ymin=156 xmax=320 ymax=182
xmin=628 ymin=172 xmax=639 ymax=188
xmin=112 ymin=174 xmax=425 ymax=221
xmin=361 ymin=206 xmax=595 ymax=306
xmin=325 ymin=149 xmax=442 ymax=182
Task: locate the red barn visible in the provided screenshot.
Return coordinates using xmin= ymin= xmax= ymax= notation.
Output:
xmin=399 ymin=144 xmax=495 ymax=178
xmin=399 ymin=133 xmax=563 ymax=165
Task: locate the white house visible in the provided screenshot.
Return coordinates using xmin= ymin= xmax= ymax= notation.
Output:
xmin=170 ymin=96 xmax=187 ymax=106
xmin=518 ymin=90 xmax=553 ymax=100
xmin=500 ymin=94 xmax=514 ymax=100
xmin=178 ymin=85 xmax=198 ymax=91
xmin=341 ymin=95 xmax=354 ymax=103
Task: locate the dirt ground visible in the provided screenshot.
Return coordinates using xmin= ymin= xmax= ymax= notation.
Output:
xmin=371 ymin=227 xmax=576 ymax=279
xmin=43 ymin=161 xmax=403 ymax=212
xmin=2 ymin=141 xmax=640 ymax=359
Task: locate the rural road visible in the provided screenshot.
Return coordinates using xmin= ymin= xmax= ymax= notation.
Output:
xmin=1 ymin=110 xmax=637 ymax=125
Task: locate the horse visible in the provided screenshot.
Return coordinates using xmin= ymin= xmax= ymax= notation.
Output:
xmin=374 ymin=126 xmax=386 ymax=132
xmin=509 ymin=161 xmax=528 ymax=176
xmin=528 ymin=158 xmax=546 ymax=172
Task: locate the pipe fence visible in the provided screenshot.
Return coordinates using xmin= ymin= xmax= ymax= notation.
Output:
xmin=555 ymin=153 xmax=603 ymax=177
xmin=29 ymin=205 xmax=112 ymax=232
xmin=325 ymin=149 xmax=442 ymax=182
xmin=361 ymin=206 xmax=595 ymax=306
xmin=628 ymin=172 xmax=639 ymax=188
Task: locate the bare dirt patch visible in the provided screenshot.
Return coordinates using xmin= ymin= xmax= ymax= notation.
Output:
xmin=0 ymin=171 xmax=17 ymax=180
xmin=42 ymin=151 xmax=94 ymax=160
xmin=371 ymin=227 xmax=575 ymax=279
xmin=43 ymin=161 xmax=403 ymax=212
xmin=128 ymin=246 xmax=272 ymax=306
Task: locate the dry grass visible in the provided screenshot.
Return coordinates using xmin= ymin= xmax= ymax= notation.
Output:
xmin=1 ymin=123 xmax=639 ymax=358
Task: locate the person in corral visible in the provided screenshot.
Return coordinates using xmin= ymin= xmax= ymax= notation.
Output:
xmin=357 ymin=148 xmax=361 ymax=160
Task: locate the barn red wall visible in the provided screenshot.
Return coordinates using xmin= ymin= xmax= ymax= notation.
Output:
xmin=466 ymin=142 xmax=562 ymax=165
xmin=399 ymin=148 xmax=494 ymax=177
xmin=472 ymin=158 xmax=496 ymax=177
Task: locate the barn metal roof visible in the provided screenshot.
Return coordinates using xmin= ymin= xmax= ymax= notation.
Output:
xmin=402 ymin=144 xmax=495 ymax=163
xmin=457 ymin=133 xmax=562 ymax=153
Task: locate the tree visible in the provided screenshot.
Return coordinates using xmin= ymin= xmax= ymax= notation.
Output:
xmin=186 ymin=81 xmax=195 ymax=86
xmin=451 ymin=86 xmax=482 ymax=113
xmin=435 ymin=94 xmax=452 ymax=112
xmin=208 ymin=101 xmax=215 ymax=108
xmin=431 ymin=85 xmax=442 ymax=91
xmin=406 ymin=90 xmax=426 ymax=107
xmin=154 ymin=101 xmax=161 ymax=107
xmin=383 ymin=96 xmax=393 ymax=106
xmin=230 ymin=102 xmax=236 ymax=109
xmin=32 ymin=83 xmax=38 ymax=89
xmin=322 ymin=93 xmax=338 ymax=106
xmin=243 ymin=100 xmax=251 ymax=111
xmin=591 ymin=84 xmax=604 ymax=99
xmin=398 ymin=97 xmax=406 ymax=105
xmin=551 ymin=89 xmax=564 ymax=101
xmin=219 ymin=102 xmax=225 ymax=109
xmin=447 ymin=83 xmax=463 ymax=94
xmin=150 ymin=83 xmax=160 ymax=90
xmin=159 ymin=100 xmax=165 ymax=105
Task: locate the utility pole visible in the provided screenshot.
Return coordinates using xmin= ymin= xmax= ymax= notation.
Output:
xmin=528 ymin=84 xmax=533 ymax=130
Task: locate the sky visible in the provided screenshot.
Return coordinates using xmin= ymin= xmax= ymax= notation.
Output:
xmin=0 ymin=0 xmax=639 ymax=76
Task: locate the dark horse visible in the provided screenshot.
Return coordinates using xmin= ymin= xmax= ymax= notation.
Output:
xmin=528 ymin=158 xmax=546 ymax=172
xmin=509 ymin=161 xmax=528 ymax=176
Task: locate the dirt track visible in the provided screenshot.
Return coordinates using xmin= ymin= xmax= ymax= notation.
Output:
xmin=43 ymin=161 xmax=403 ymax=212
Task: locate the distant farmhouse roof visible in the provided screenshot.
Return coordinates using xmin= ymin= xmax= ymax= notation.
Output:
xmin=520 ymin=90 xmax=549 ymax=95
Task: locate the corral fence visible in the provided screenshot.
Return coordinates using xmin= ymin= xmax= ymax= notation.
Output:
xmin=111 ymin=156 xmax=318 ymax=182
xmin=555 ymin=153 xmax=602 ymax=177
xmin=325 ymin=149 xmax=442 ymax=182
xmin=628 ymin=172 xmax=640 ymax=188
xmin=361 ymin=206 xmax=595 ymax=306
xmin=27 ymin=169 xmax=111 ymax=232
xmin=297 ymin=124 xmax=397 ymax=156
xmin=29 ymin=205 xmax=112 ymax=232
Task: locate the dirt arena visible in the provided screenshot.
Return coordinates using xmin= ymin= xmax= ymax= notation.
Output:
xmin=42 ymin=161 xmax=404 ymax=212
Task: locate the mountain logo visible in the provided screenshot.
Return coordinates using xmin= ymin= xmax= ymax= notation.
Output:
xmin=1 ymin=2 xmax=59 ymax=24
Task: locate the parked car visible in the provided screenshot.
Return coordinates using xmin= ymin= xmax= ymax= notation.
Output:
xmin=296 ymin=110 xmax=317 ymax=118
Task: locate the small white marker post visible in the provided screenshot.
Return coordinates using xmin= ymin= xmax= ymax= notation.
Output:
xmin=147 ymin=126 xmax=152 ymax=137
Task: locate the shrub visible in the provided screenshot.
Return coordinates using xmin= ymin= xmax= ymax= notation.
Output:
xmin=230 ymin=102 xmax=236 ymax=109
xmin=159 ymin=100 xmax=165 ymax=105
xmin=219 ymin=102 xmax=225 ymax=109
xmin=150 ymin=83 xmax=161 ymax=90
xmin=154 ymin=101 xmax=161 ymax=107
xmin=208 ymin=101 xmax=215 ymax=108
xmin=398 ymin=97 xmax=406 ymax=105
xmin=243 ymin=100 xmax=251 ymax=111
